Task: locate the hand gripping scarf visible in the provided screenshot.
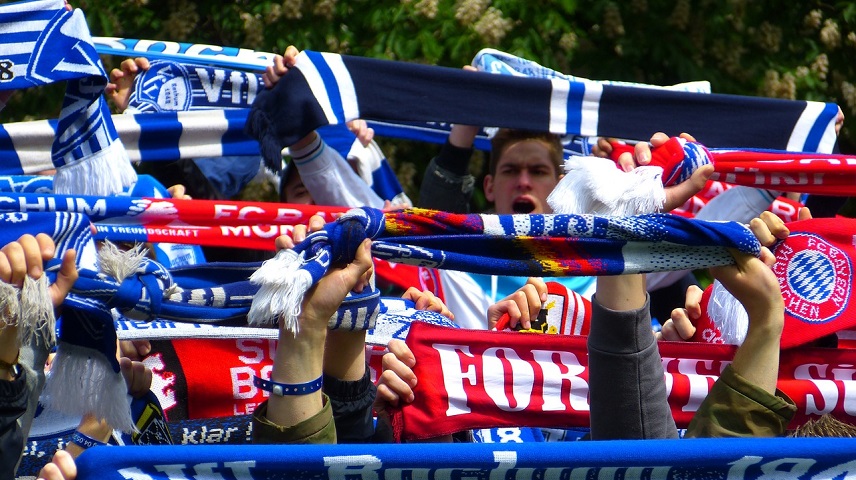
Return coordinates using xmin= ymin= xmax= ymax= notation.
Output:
xmin=4 ymin=212 xmax=384 ymax=430
xmin=248 ymin=206 xmax=761 ymax=334
xmin=125 ymin=57 xmax=410 ymax=207
xmin=245 ymin=50 xmax=840 ymax=168
xmin=549 ymin=137 xmax=856 ymax=217
xmin=397 ymin=321 xmax=856 ymax=441
xmin=0 ymin=0 xmax=136 ymax=195
xmin=687 ymin=217 xmax=856 ymax=349
xmin=493 ymin=281 xmax=592 ymax=336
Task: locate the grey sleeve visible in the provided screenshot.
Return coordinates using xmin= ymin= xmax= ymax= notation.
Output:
xmin=586 ymin=293 xmax=678 ymax=440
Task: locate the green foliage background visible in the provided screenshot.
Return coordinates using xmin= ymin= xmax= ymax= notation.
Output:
xmin=6 ymin=0 xmax=856 ymax=204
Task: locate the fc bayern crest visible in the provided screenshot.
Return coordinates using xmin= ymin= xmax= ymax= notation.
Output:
xmin=773 ymin=232 xmax=852 ymax=324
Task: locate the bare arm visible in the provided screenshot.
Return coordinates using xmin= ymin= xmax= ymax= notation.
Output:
xmin=721 ymin=253 xmax=783 ymax=394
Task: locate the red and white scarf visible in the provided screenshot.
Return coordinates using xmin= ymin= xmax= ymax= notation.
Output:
xmin=550 ymin=138 xmax=856 ymax=216
xmin=693 ymin=217 xmax=856 ymax=349
xmin=394 ymin=322 xmax=856 ymax=441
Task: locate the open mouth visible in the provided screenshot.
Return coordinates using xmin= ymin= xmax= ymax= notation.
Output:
xmin=512 ymin=198 xmax=536 ymax=214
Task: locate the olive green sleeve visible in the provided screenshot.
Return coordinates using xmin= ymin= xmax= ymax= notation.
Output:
xmin=685 ymin=364 xmax=796 ymax=438
xmin=252 ymin=394 xmax=337 ymax=444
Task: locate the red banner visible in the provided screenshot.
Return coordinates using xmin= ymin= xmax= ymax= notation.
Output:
xmin=170 ymin=338 xmax=278 ymax=418
xmin=136 ymin=197 xmax=347 ymax=226
xmin=399 ymin=322 xmax=856 ymax=440
xmin=158 ymin=338 xmax=391 ymax=421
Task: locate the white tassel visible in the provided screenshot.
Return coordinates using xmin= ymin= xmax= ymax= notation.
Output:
xmin=19 ymin=275 xmax=55 ymax=347
xmin=0 ymin=281 xmax=19 ymax=330
xmin=706 ymin=280 xmax=749 ymax=345
xmin=42 ymin=343 xmax=135 ymax=433
xmin=547 ymin=156 xmax=666 ymax=216
xmin=53 ymin=140 xmax=138 ymax=196
xmin=248 ymin=249 xmax=312 ymax=334
xmin=98 ymin=240 xmax=149 ymax=281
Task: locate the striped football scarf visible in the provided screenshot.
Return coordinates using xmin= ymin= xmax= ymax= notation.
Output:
xmin=0 ymin=0 xmax=136 ymax=195
xmin=67 ymin=436 xmax=856 ymax=480
xmin=689 ymin=217 xmax=856 ymax=349
xmin=245 ymin=50 xmax=840 ymax=169
xmin=397 ymin=321 xmax=856 ymax=441
xmin=549 ymin=137 xmax=856 ymax=217
xmin=249 ymin=206 xmax=761 ymax=333
xmin=6 ymin=212 xmax=372 ymax=432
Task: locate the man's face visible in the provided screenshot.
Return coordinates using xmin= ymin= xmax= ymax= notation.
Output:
xmin=484 ymin=139 xmax=560 ymax=214
xmin=281 ymin=168 xmax=315 ymax=205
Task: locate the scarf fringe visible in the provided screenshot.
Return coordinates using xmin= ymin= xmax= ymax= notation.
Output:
xmin=547 ymin=156 xmax=666 ymax=215
xmin=53 ymin=140 xmax=138 ymax=196
xmin=0 ymin=280 xmax=19 ymax=333
xmin=707 ymin=280 xmax=749 ymax=345
xmin=98 ymin=240 xmax=149 ymax=281
xmin=245 ymin=107 xmax=286 ymax=172
xmin=19 ymin=275 xmax=55 ymax=347
xmin=247 ymin=248 xmax=312 ymax=334
xmin=42 ymin=342 xmax=134 ymax=433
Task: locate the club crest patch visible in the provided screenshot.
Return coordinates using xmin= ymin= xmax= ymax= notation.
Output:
xmin=774 ymin=232 xmax=852 ymax=324
xmin=132 ymin=61 xmax=193 ymax=112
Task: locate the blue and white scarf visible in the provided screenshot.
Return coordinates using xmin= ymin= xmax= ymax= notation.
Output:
xmin=0 ymin=174 xmax=207 ymax=267
xmin=249 ymin=207 xmax=761 ymax=333
xmin=122 ymin=56 xmax=409 ymax=205
xmin=93 ymin=36 xmax=276 ymax=71
xmin=2 ymin=211 xmax=376 ymax=430
xmin=472 ymin=48 xmax=712 ymax=94
xmin=0 ymin=0 xmax=136 ymax=195
xmin=0 ymin=110 xmax=256 ymax=171
xmin=246 ymin=50 xmax=840 ymax=168
xmin=127 ymin=59 xmax=264 ymax=113
xmin=90 ymin=39 xmax=695 ymax=153
xmin=72 ymin=437 xmax=856 ymax=480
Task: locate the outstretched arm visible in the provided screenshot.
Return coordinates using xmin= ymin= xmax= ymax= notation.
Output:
xmin=585 ymin=147 xmax=710 ymax=440
xmin=685 ymin=210 xmax=808 ymax=438
xmin=254 ymin=218 xmax=373 ymax=444
xmin=711 ymin=250 xmax=783 ymax=393
xmin=0 ymin=234 xmax=76 ymax=380
xmin=588 ymin=272 xmax=676 ymax=440
xmin=684 ymin=249 xmax=792 ymax=438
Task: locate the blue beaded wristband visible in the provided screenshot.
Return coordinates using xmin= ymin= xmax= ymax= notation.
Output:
xmin=253 ymin=375 xmax=323 ymax=396
xmin=71 ymin=431 xmax=107 ymax=449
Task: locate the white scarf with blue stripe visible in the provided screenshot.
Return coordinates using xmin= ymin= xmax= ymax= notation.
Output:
xmin=0 ymin=0 xmax=136 ymax=195
xmin=246 ymin=49 xmax=840 ymax=166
